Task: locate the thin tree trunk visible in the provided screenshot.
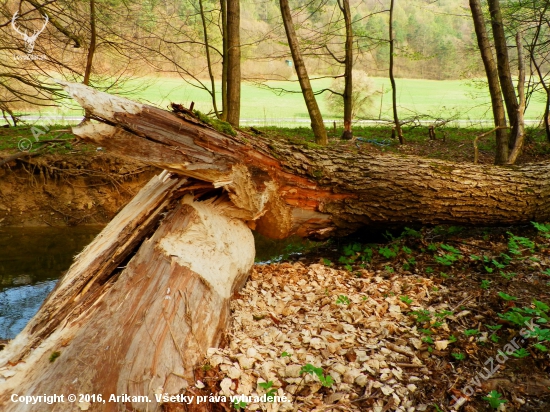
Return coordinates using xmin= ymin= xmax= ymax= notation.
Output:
xmin=469 ymin=0 xmax=509 ymax=164
xmin=487 ymin=0 xmax=520 ymax=148
xmin=83 ymin=0 xmax=96 ymax=121
xmin=221 ymin=0 xmax=228 ymax=121
xmin=507 ymin=33 xmax=526 ymax=165
xmin=389 ymin=0 xmax=403 ymax=144
xmin=527 ymin=1 xmax=550 ymax=143
xmin=226 ymin=0 xmax=240 ymax=127
xmin=83 ymin=0 xmax=96 ymax=86
xmin=279 ymin=0 xmax=328 ymax=145
xmin=340 ymin=0 xmax=353 ymax=140
xmin=199 ymin=0 xmax=220 ymax=118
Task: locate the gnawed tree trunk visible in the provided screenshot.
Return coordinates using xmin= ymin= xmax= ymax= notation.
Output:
xmin=2 ymin=82 xmax=550 ymax=411
xmin=0 ymin=173 xmax=255 ymax=411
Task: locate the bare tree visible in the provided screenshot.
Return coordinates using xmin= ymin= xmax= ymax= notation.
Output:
xmin=279 ymin=0 xmax=328 ymax=145
xmin=469 ymin=0 xmax=509 ymax=164
xmin=389 ymin=0 xmax=403 ymax=144
xmin=340 ymin=0 xmax=353 ymax=140
xmin=226 ymin=0 xmax=241 ymax=127
xmin=487 ymin=0 xmax=520 ymax=148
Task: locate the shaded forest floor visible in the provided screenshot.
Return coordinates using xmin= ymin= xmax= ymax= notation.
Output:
xmin=199 ymin=224 xmax=550 ymax=412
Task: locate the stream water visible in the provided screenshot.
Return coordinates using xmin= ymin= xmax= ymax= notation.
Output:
xmin=0 ymin=226 xmax=310 ymax=340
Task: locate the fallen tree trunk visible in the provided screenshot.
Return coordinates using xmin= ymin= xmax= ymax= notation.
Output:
xmin=61 ymin=82 xmax=550 ymax=239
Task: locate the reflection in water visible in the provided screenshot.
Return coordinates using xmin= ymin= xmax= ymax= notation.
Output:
xmin=0 ymin=226 xmax=103 ymax=339
xmin=0 ymin=280 xmax=57 ymax=339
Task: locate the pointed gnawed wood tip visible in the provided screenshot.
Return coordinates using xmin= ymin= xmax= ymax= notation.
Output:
xmin=53 ymin=81 xmax=143 ymax=122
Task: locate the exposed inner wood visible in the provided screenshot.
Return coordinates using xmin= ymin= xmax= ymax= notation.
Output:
xmin=0 ymin=185 xmax=255 ymax=411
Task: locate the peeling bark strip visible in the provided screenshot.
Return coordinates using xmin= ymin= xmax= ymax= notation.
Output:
xmin=61 ymin=82 xmax=550 ymax=237
xmin=0 ymin=182 xmax=255 ymax=411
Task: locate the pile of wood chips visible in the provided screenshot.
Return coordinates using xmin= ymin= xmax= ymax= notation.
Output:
xmin=204 ymin=262 xmax=443 ymax=412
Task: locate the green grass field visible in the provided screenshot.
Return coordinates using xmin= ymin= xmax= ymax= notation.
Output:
xmin=122 ymin=76 xmax=547 ymax=123
xmin=24 ymin=76 xmax=548 ymax=125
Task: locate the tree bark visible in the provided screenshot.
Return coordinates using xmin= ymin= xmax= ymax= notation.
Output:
xmin=226 ymin=0 xmax=241 ymax=127
xmin=487 ymin=0 xmax=520 ymax=149
xmin=279 ymin=0 xmax=328 ymax=145
xmin=389 ymin=0 xmax=404 ymax=144
xmin=199 ymin=0 xmax=221 ymax=118
xmin=83 ymin=0 xmax=96 ymax=87
xmin=507 ymin=33 xmax=526 ymax=165
xmin=340 ymin=0 xmax=353 ymax=141
xmin=221 ymin=0 xmax=229 ymax=122
xmin=469 ymin=0 xmax=509 ymax=164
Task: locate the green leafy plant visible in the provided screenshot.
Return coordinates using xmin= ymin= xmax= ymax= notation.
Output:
xmin=258 ymin=381 xmax=277 ymax=401
xmin=400 ymin=295 xmax=413 ymax=305
xmin=534 ymin=343 xmax=548 ymax=352
xmin=532 ymin=221 xmax=550 ymax=238
xmin=233 ymin=400 xmax=247 ymax=410
xmin=500 ymin=271 xmax=517 ymax=280
xmin=464 ymin=329 xmax=479 ymax=336
xmin=427 ymin=243 xmax=439 ymax=252
xmin=499 ymin=310 xmax=531 ymax=327
xmin=434 ymin=253 xmax=460 ymax=266
xmin=322 ymin=258 xmax=332 ymax=266
xmin=401 ymin=227 xmax=422 ymax=238
xmin=452 ymin=352 xmax=465 ymax=361
xmin=410 ymin=309 xmax=432 ymax=324
xmin=440 ymin=244 xmax=461 ymax=254
xmin=498 ymin=292 xmax=518 ymax=301
xmin=422 ymin=336 xmax=434 ymax=344
xmin=379 ymin=245 xmax=398 ymax=259
xmin=300 ymin=364 xmax=334 ymax=387
xmin=480 ymin=280 xmax=491 ymax=290
xmin=483 ymin=390 xmax=507 ymax=409
xmin=336 ymin=295 xmax=351 ymax=305
xmin=508 ymin=232 xmax=535 ymax=256
xmin=511 ymin=348 xmax=530 ymax=358
xmin=281 ymin=351 xmax=292 ymax=358
xmin=425 ymin=267 xmax=434 ymax=274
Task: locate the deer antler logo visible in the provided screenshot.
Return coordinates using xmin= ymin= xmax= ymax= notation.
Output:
xmin=11 ymin=12 xmax=49 ymax=54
